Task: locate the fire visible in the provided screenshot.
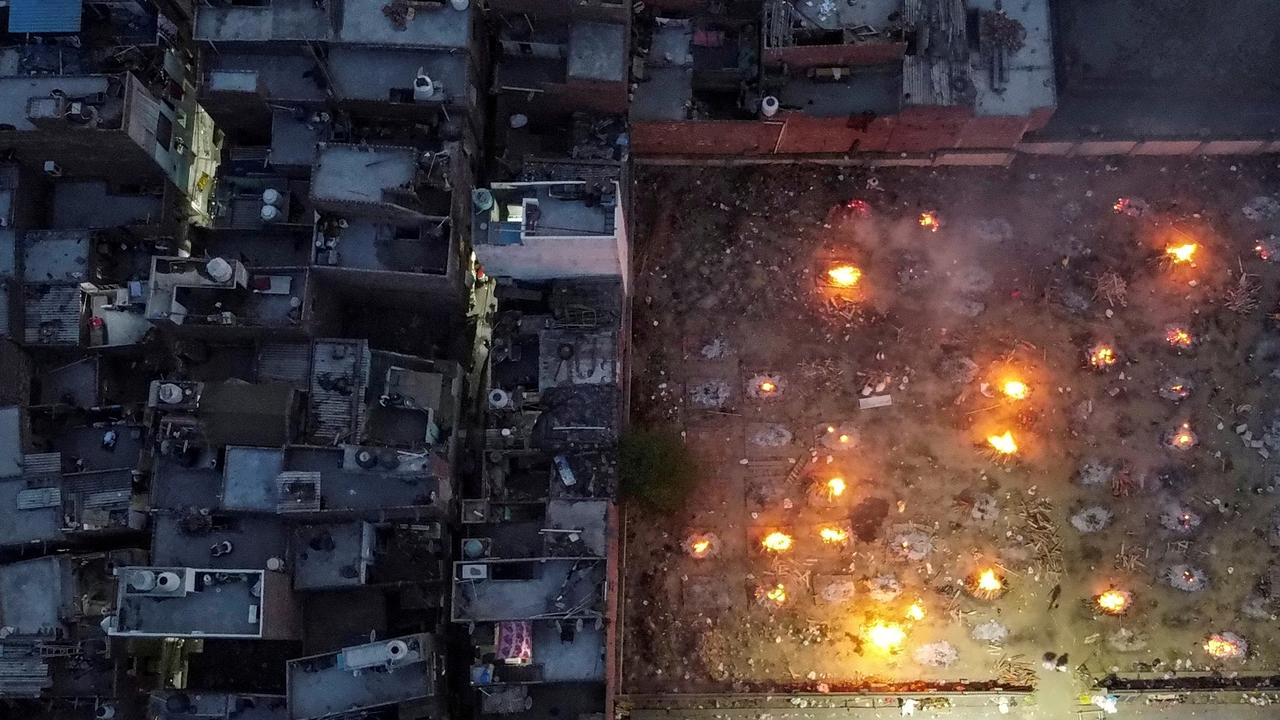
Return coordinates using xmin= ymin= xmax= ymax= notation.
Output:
xmin=826 ymin=477 xmax=847 ymax=499
xmin=1203 ymin=634 xmax=1245 ymax=660
xmin=758 ymin=380 xmax=777 ymax=394
xmin=764 ymin=583 xmax=787 ymax=605
xmin=1088 ymin=344 xmax=1117 ymax=369
xmin=1096 ymin=589 xmax=1131 ymax=615
xmin=1001 ymin=379 xmax=1029 ymax=400
xmin=819 ymin=526 xmax=849 ymax=544
xmin=1112 ymin=198 xmax=1130 ymax=214
xmin=690 ymin=539 xmax=711 ymax=558
xmin=905 ymin=601 xmax=926 ymax=621
xmin=1165 ymin=242 xmax=1197 ymax=264
xmin=761 ymin=531 xmax=793 ymax=553
xmin=1165 ymin=326 xmax=1193 ymax=349
xmin=976 ymin=569 xmax=1003 ymax=593
xmin=827 ymin=264 xmax=862 ymax=288
xmin=918 ymin=211 xmax=940 ymax=232
xmin=845 ymin=199 xmax=871 ymax=216
xmin=838 ymin=434 xmax=851 ymax=444
xmin=863 ymin=620 xmax=906 ymax=652
xmin=1168 ymin=423 xmax=1196 ymax=450
xmin=987 ymin=431 xmax=1018 ymax=456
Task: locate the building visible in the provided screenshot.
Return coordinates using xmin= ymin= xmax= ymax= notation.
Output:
xmin=108 ymin=566 xmax=300 ymax=639
xmin=472 ymin=179 xmax=629 ymax=291
xmin=285 ymin=633 xmax=443 ymax=720
xmin=631 ymin=0 xmax=1055 ymax=159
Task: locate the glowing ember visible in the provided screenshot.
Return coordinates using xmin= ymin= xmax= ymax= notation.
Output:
xmin=1088 ymin=344 xmax=1117 ymax=369
xmin=691 ymin=539 xmax=711 ymax=556
xmin=761 ymin=531 xmax=793 ymax=553
xmin=1001 ymin=379 xmax=1029 ymax=400
xmin=918 ymin=211 xmax=940 ymax=232
xmin=1165 ymin=326 xmax=1194 ymax=349
xmin=1204 ymin=633 xmax=1247 ymax=660
xmin=826 ymin=264 xmax=862 ymax=288
xmin=684 ymin=532 xmax=719 ymax=558
xmin=987 ymin=431 xmax=1018 ymax=456
xmin=1166 ymin=423 xmax=1197 ymax=450
xmin=1096 ymin=589 xmax=1131 ymax=616
xmin=1112 ymin=198 xmax=1130 ymax=214
xmin=845 ymin=199 xmax=871 ymax=216
xmin=762 ymin=583 xmax=788 ymax=605
xmin=905 ymin=601 xmax=926 ymax=622
xmin=819 ymin=526 xmax=849 ymax=544
xmin=863 ymin=621 xmax=907 ymax=652
xmin=826 ymin=477 xmax=847 ymax=498
xmin=1165 ymin=242 xmax=1198 ymax=264
xmin=758 ymin=380 xmax=777 ymax=394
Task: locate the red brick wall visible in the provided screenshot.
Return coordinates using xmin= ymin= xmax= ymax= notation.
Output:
xmin=632 ymin=120 xmax=782 ymax=155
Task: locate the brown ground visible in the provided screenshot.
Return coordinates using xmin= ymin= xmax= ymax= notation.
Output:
xmin=622 ymin=157 xmax=1280 ymax=695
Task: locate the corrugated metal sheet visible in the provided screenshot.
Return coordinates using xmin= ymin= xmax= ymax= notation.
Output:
xmin=7 ymin=0 xmax=83 ymax=34
xmin=258 ymin=342 xmax=312 ymax=387
xmin=22 ymin=285 xmax=81 ymax=345
xmin=308 ymin=339 xmax=369 ymax=444
xmin=16 ymin=487 xmax=61 ymax=510
xmin=277 ymin=471 xmax=321 ymax=512
xmin=22 ymin=452 xmax=60 ymax=477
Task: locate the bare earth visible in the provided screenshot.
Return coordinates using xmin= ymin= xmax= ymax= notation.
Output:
xmin=622 ymin=158 xmax=1280 ymax=695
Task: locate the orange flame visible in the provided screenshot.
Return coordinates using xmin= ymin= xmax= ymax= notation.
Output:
xmin=1165 ymin=242 xmax=1197 ymax=264
xmin=764 ymin=583 xmax=787 ymax=605
xmin=758 ymin=380 xmax=777 ymax=394
xmin=918 ymin=211 xmax=939 ymax=232
xmin=819 ymin=526 xmax=849 ymax=544
xmin=1170 ymin=424 xmax=1196 ymax=450
xmin=1001 ymin=379 xmax=1029 ymax=400
xmin=905 ymin=601 xmax=926 ymax=621
xmin=689 ymin=539 xmax=711 ymax=558
xmin=1088 ymin=344 xmax=1117 ymax=369
xmin=761 ymin=531 xmax=793 ymax=553
xmin=1204 ymin=635 xmax=1244 ymax=659
xmin=987 ymin=431 xmax=1018 ymax=456
xmin=977 ymin=569 xmax=1003 ymax=593
xmin=1165 ymin=327 xmax=1193 ymax=348
xmin=864 ymin=621 xmax=906 ymax=652
xmin=826 ymin=477 xmax=847 ymax=498
xmin=1096 ymin=589 xmax=1130 ymax=615
xmin=827 ymin=264 xmax=862 ymax=288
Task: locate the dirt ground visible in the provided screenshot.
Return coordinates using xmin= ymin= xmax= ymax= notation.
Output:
xmin=622 ymin=157 xmax=1280 ymax=695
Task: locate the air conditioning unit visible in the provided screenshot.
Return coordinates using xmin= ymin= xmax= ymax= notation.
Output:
xmin=459 ymin=563 xmax=488 ymax=580
xmin=43 ymin=161 xmax=62 ymax=177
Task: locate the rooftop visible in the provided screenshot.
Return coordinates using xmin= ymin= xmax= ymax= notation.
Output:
xmin=453 ymin=559 xmax=605 ymax=621
xmin=112 ymin=567 xmax=270 ymax=638
xmin=0 ymin=556 xmax=75 ymax=636
xmin=21 ymin=230 xmax=91 ymax=284
xmin=150 ymin=692 xmax=288 ymax=720
xmin=286 ymin=634 xmax=440 ymax=720
xmin=311 ymin=144 xmax=419 ymax=207
xmin=327 ymin=47 xmax=467 ymax=104
xmin=151 ymin=512 xmax=290 ymax=571
xmin=0 ymin=75 xmax=118 ymax=131
xmin=291 ymin=522 xmax=375 ymax=590
xmin=337 ymin=0 xmax=471 ymax=49
xmin=568 ymin=22 xmax=628 ymax=83
xmin=221 ymin=446 xmax=442 ymax=515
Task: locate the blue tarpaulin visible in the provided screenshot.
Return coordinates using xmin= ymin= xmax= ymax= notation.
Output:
xmin=7 ymin=0 xmax=83 ymax=34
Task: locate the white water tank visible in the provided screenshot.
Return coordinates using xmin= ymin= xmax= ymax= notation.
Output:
xmin=414 ymin=67 xmax=435 ymax=101
xmin=128 ymin=570 xmax=157 ymax=592
xmin=156 ymin=571 xmax=182 ymax=592
xmin=262 ymin=188 xmax=284 ymax=207
xmin=157 ymin=382 xmax=184 ymax=404
xmin=387 ymin=639 xmax=410 ymax=662
xmin=260 ymin=204 xmax=282 ymax=222
xmin=760 ymin=95 xmax=779 ymax=118
xmin=488 ymin=388 xmax=512 ymax=410
xmin=206 ymin=257 xmax=234 ymax=283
